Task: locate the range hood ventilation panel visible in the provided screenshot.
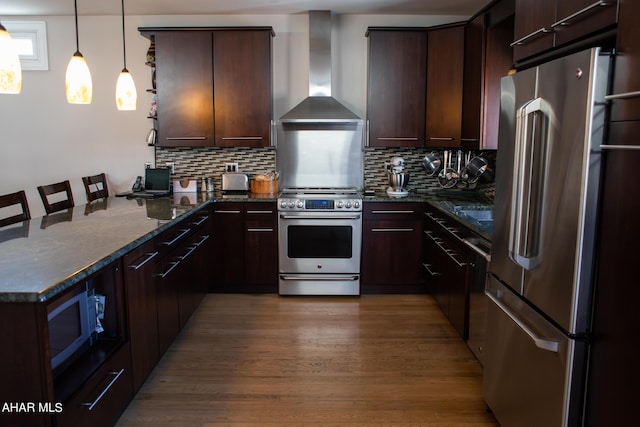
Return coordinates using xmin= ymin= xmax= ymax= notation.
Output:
xmin=280 ymin=11 xmax=362 ymax=124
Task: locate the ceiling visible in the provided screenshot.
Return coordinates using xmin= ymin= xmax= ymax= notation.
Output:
xmin=0 ymin=0 xmax=491 ymax=17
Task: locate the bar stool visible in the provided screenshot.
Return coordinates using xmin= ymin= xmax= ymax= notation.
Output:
xmin=37 ymin=180 xmax=75 ymax=214
xmin=82 ymin=173 xmax=109 ymax=202
xmin=0 ymin=190 xmax=31 ymax=227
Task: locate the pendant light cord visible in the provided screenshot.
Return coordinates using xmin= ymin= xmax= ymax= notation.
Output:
xmin=73 ymin=0 xmax=80 ymax=54
xmin=121 ymin=0 xmax=127 ymax=70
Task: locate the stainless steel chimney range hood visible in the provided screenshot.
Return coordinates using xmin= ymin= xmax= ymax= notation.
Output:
xmin=279 ymin=10 xmax=363 ymax=124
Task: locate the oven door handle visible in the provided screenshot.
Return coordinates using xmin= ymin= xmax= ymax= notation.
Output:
xmin=280 ymin=275 xmax=360 ymax=281
xmin=279 ymin=214 xmax=361 ymax=220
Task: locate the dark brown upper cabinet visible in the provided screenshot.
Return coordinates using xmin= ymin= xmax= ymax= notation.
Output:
xmin=609 ymin=0 xmax=640 ymax=122
xmin=154 ymin=31 xmax=214 ymax=147
xmin=366 ymin=29 xmax=427 ymax=147
xmin=425 ymin=24 xmax=465 ymax=148
xmin=140 ymin=28 xmax=273 ymax=148
xmin=512 ymin=0 xmax=618 ymax=64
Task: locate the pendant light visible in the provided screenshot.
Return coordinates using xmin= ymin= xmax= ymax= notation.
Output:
xmin=115 ymin=0 xmax=137 ymax=110
xmin=65 ymin=0 xmax=92 ymax=104
xmin=0 ymin=21 xmax=22 ymax=94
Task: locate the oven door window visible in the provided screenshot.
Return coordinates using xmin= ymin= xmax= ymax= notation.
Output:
xmin=287 ymin=225 xmax=352 ymax=258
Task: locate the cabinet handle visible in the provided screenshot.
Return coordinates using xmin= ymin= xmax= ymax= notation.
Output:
xmin=247 ymin=228 xmax=274 ymax=232
xmin=191 ymin=215 xmax=209 ymax=226
xmin=180 ymin=245 xmax=198 ymax=261
xmin=551 ymin=1 xmax=611 ymax=29
xmin=460 ymin=138 xmax=480 ymax=142
xmin=214 ymin=210 xmax=241 ymax=214
xmin=246 ymin=210 xmax=274 ymax=214
xmin=425 ymin=230 xmax=444 ymax=245
xmin=605 ymin=90 xmax=640 ymax=100
xmin=81 ymin=369 xmax=124 ymax=411
xmin=601 ymin=144 xmax=640 ymax=151
xmin=221 ymin=136 xmax=263 ymax=140
xmin=510 ymin=27 xmax=552 ymax=47
xmin=371 ymin=210 xmax=415 ymax=214
xmin=165 ymin=136 xmax=207 ymax=140
xmin=371 ymin=228 xmax=414 ymax=232
xmin=195 ymin=234 xmax=210 ymax=246
xmin=377 ymin=137 xmax=419 ymax=141
xmin=429 ymin=137 xmax=455 ymax=141
xmin=156 ymin=261 xmax=180 ymax=278
xmin=161 ymin=228 xmax=191 ymax=247
xmin=422 ymin=263 xmax=440 ymax=276
xmin=128 ymin=251 xmax=158 ymax=270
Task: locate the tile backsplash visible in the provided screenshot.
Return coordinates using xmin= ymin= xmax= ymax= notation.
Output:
xmin=156 ymin=146 xmax=495 ymax=202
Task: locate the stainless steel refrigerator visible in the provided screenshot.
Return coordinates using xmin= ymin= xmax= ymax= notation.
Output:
xmin=484 ymin=48 xmax=611 ymax=427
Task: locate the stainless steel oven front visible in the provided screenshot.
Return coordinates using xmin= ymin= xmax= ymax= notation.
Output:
xmin=278 ymin=195 xmax=362 ymax=295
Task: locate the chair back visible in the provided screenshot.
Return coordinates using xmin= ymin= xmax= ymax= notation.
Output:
xmin=0 ymin=190 xmax=31 ymax=227
xmin=82 ymin=173 xmax=109 ymax=202
xmin=37 ymin=180 xmax=75 ymax=214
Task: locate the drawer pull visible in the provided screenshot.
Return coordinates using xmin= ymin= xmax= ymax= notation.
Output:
xmin=161 ymin=229 xmax=191 ymax=247
xmin=371 ymin=228 xmax=414 ymax=232
xmin=422 ymin=263 xmax=440 ymax=277
xmin=246 ymin=210 xmax=274 ymax=214
xmin=191 ymin=215 xmax=209 ymax=226
xmin=247 ymin=228 xmax=274 ymax=232
xmin=371 ymin=210 xmax=415 ymax=214
xmin=377 ymin=137 xmax=419 ymax=141
xmin=195 ymin=234 xmax=210 ymax=246
xmin=551 ymin=1 xmax=611 ymax=29
xmin=221 ymin=136 xmax=263 ymax=140
xmin=429 ymin=137 xmax=454 ymax=141
xmin=81 ymin=369 xmax=124 ymax=411
xmin=166 ymin=136 xmax=207 ymax=140
xmin=214 ymin=210 xmax=241 ymax=214
xmin=128 ymin=251 xmax=158 ymax=270
xmin=605 ymin=90 xmax=640 ymax=100
xmin=510 ymin=27 xmax=551 ymax=47
xmin=601 ymin=144 xmax=640 ymax=151
xmin=156 ymin=261 xmax=180 ymax=278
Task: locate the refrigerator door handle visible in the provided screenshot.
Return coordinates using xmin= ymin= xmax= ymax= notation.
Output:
xmin=486 ymin=289 xmax=559 ymax=353
xmin=509 ymin=97 xmax=554 ymax=271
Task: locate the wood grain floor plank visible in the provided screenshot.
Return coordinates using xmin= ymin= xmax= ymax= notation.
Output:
xmin=116 ymin=294 xmax=497 ymax=426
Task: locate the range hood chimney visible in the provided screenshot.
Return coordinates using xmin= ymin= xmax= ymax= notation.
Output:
xmin=280 ymin=11 xmax=362 ymax=123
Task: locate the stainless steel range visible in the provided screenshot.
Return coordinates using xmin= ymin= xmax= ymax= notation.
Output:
xmin=278 ymin=188 xmax=362 ymax=295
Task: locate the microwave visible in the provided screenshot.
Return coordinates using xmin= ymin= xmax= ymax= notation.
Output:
xmin=47 ymin=281 xmax=97 ymax=376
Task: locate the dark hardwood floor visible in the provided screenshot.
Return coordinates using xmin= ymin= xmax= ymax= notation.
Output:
xmin=116 ymin=294 xmax=498 ymax=426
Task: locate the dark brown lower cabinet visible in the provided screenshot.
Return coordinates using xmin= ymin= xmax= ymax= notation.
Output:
xmin=212 ymin=202 xmax=278 ymax=293
xmin=361 ymin=202 xmax=425 ymax=293
xmin=584 ymin=121 xmax=640 ymax=425
xmin=423 ymin=207 xmax=472 ymax=339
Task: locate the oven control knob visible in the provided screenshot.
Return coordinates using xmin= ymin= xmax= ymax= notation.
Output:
xmin=296 ymin=200 xmax=304 ymax=209
xmin=345 ymin=201 xmax=352 ymax=209
xmin=280 ymin=200 xmax=288 ymax=209
xmin=336 ymin=201 xmax=344 ymax=208
xmin=288 ymin=201 xmax=295 ymax=208
xmin=353 ymin=201 xmax=360 ymax=209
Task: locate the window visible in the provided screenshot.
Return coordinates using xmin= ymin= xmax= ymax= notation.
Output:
xmin=4 ymin=21 xmax=48 ymax=70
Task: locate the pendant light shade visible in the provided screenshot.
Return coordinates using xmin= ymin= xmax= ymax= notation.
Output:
xmin=116 ymin=69 xmax=137 ymax=110
xmin=66 ymin=0 xmax=92 ymax=104
xmin=115 ymin=0 xmax=137 ymax=110
xmin=66 ymin=52 xmax=92 ymax=103
xmin=0 ymin=22 xmax=22 ymax=94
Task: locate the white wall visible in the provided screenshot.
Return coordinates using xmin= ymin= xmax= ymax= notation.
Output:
xmin=0 ymin=13 xmax=466 ymax=218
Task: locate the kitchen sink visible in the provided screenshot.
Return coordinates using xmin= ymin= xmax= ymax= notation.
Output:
xmin=452 ymin=205 xmax=493 ymax=234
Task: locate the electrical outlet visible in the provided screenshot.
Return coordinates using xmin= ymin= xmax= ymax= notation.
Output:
xmin=166 ymin=162 xmax=175 ymax=174
xmin=225 ymin=162 xmax=239 ymax=172
xmin=144 ymin=162 xmax=152 ymax=169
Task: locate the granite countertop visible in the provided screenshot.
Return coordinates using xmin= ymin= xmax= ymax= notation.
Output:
xmin=0 ymin=194 xmax=214 ymax=303
xmin=1 ymin=188 xmax=489 ymax=303
xmin=363 ymin=188 xmax=493 ymax=240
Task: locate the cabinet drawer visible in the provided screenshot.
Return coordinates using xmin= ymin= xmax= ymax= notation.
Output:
xmin=56 ymin=342 xmax=133 ymax=427
xmin=363 ymin=202 xmax=424 ymax=221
